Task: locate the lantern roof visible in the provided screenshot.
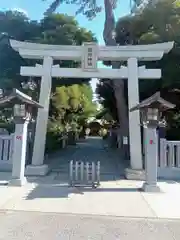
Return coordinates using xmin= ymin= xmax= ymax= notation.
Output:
xmin=0 ymin=88 xmax=43 ymax=108
xmin=130 ymin=92 xmax=175 ymax=112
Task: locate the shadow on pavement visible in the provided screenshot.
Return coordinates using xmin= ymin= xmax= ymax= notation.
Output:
xmin=26 ymin=184 xmax=73 ymax=199
xmin=72 ymin=187 xmax=140 ymax=193
xmin=25 ymin=181 xmax=140 ymax=200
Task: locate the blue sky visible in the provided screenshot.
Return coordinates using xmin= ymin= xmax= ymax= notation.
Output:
xmin=0 ymin=0 xmax=131 ymax=92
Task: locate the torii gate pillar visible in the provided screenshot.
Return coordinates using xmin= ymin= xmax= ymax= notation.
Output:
xmin=26 ymin=57 xmax=53 ymax=176
xmin=127 ymin=57 xmax=142 ymax=169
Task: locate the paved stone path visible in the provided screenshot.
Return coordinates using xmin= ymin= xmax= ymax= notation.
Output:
xmin=51 ymin=136 xmax=125 ymax=182
xmin=0 ymin=210 xmax=179 ymax=240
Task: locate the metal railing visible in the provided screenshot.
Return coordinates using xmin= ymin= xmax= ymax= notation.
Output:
xmin=0 ymin=134 xmax=14 ymax=163
xmin=159 ymin=138 xmax=180 ymax=168
xmin=69 ymin=160 xmax=100 ymax=188
xmin=158 ymin=138 xmax=180 ymax=179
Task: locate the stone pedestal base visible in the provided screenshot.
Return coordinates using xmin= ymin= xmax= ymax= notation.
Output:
xmin=125 ymin=168 xmax=145 ymax=180
xmin=8 ymin=177 xmax=27 ymax=187
xmin=142 ymin=182 xmax=161 ymax=193
xmin=25 ymin=164 xmax=49 ymax=176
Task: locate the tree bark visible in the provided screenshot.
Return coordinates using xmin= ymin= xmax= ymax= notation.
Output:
xmin=103 ymin=0 xmax=129 ymax=155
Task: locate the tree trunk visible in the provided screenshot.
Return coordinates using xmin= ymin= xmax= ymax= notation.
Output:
xmin=103 ymin=0 xmax=129 ymax=156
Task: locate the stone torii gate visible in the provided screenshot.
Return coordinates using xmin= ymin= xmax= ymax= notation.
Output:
xmin=10 ymin=40 xmax=173 ymax=176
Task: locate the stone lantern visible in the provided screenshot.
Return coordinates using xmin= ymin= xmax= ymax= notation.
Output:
xmin=0 ymin=89 xmax=43 ymax=186
xmin=130 ymin=92 xmax=175 ymax=192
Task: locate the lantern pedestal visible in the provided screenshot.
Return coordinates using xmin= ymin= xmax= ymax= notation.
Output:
xmin=125 ymin=168 xmax=145 ymax=180
xmin=25 ymin=164 xmax=49 ymax=176
xmin=8 ymin=177 xmax=27 ymax=187
xmin=142 ymin=182 xmax=161 ymax=192
xmin=8 ymin=119 xmax=29 ymax=186
xmin=142 ymin=126 xmax=161 ymax=192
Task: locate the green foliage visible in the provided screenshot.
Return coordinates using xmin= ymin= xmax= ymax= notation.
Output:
xmin=0 ymin=36 xmax=25 ymax=91
xmin=96 ymin=0 xmax=180 ymax=138
xmin=96 ymin=79 xmax=118 ymax=121
xmin=0 ymin=10 xmax=97 ymax=151
xmin=51 ymin=83 xmax=97 ymax=128
xmin=0 ymin=11 xmax=40 ymax=41
xmin=116 ymin=0 xmax=180 ymax=139
xmin=40 ymin=14 xmax=96 ymax=44
xmin=99 ymin=128 xmax=107 ymax=137
xmin=115 ymin=0 xmax=180 ymax=98
xmin=45 ymin=120 xmax=65 ymax=153
xmin=96 ymin=108 xmax=114 ymax=122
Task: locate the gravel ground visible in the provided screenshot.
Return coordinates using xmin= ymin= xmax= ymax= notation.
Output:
xmin=0 ymin=210 xmax=179 ymax=240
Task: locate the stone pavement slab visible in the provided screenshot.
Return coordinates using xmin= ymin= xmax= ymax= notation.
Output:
xmin=0 ymin=178 xmax=180 ymax=220
xmin=0 ymin=187 xmax=20 ymax=207
xmin=0 ymin=181 xmax=155 ymax=218
xmin=142 ymin=181 xmax=180 ymax=219
xmin=0 ymin=173 xmax=23 ymax=207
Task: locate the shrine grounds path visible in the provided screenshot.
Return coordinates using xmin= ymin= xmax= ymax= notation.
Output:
xmin=49 ymin=136 xmax=126 ymax=182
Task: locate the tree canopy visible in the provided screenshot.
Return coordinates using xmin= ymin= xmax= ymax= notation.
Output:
xmin=96 ymin=0 xmax=180 ymax=138
xmin=0 ymin=10 xmax=97 ymax=132
xmin=44 ymin=0 xmax=146 ymax=18
xmin=116 ymin=0 xmax=180 ymax=101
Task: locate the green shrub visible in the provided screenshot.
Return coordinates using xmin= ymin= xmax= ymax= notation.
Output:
xmin=0 ymin=122 xmax=14 ymax=134
xmin=99 ymin=128 xmax=107 ymax=137
xmin=45 ymin=120 xmax=65 ymax=153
